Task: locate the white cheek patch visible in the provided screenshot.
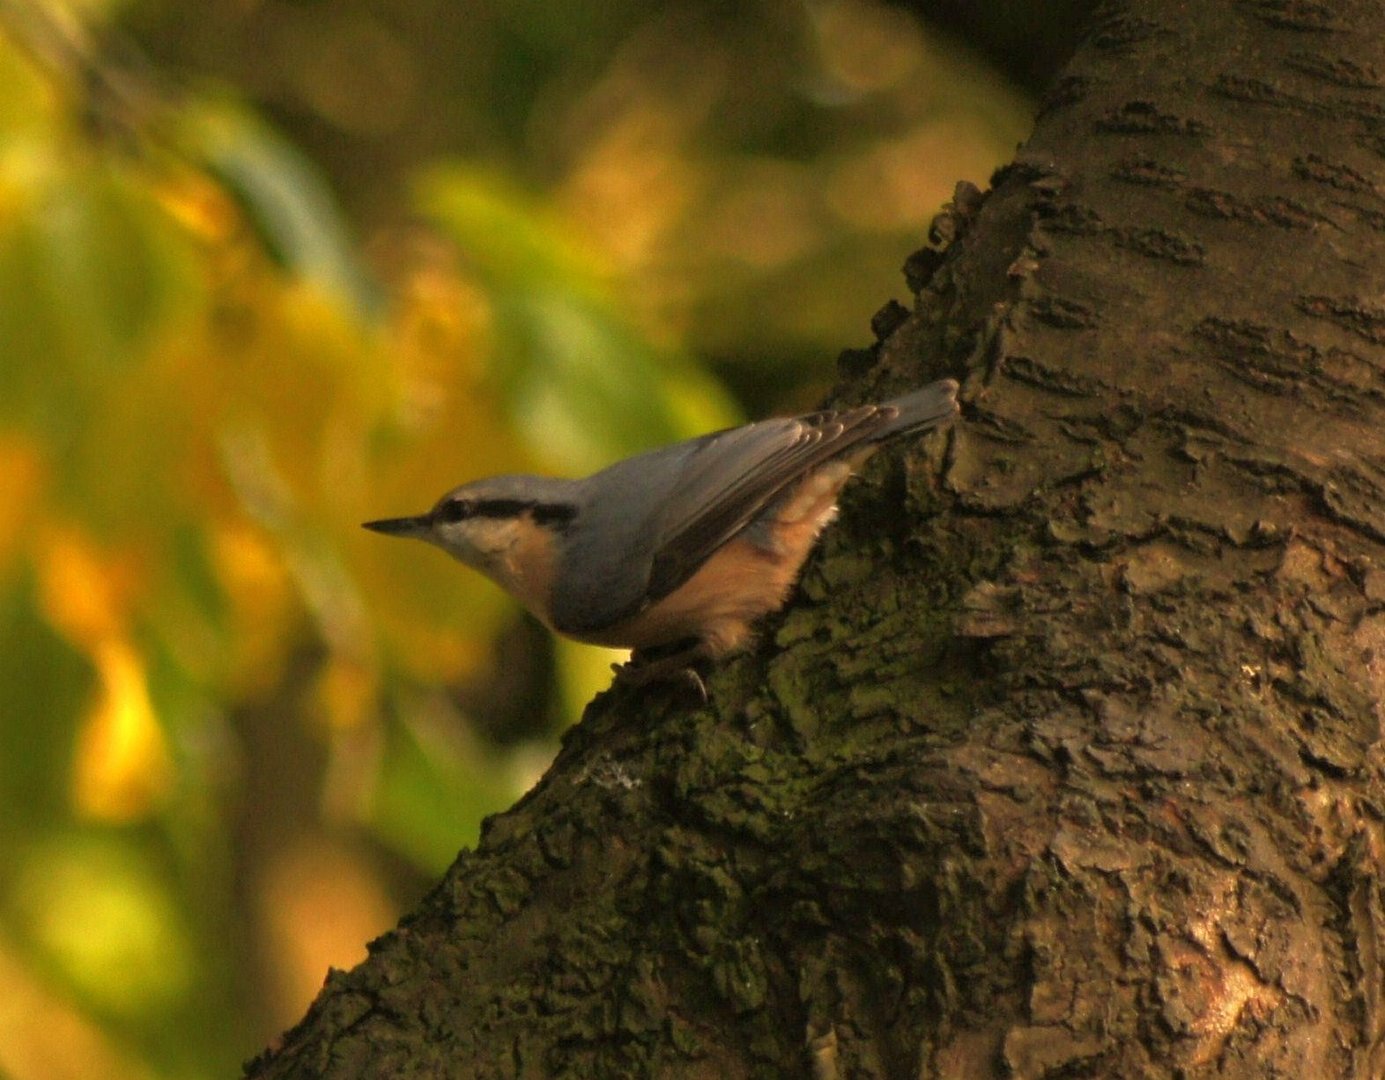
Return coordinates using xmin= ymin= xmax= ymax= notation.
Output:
xmin=473 ymin=519 xmax=521 ymax=557
xmin=433 ymin=519 xmax=521 ymax=578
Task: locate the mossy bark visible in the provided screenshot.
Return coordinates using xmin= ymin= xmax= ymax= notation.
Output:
xmin=248 ymin=1 xmax=1385 ymax=1076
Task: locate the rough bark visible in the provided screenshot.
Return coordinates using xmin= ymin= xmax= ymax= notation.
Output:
xmin=248 ymin=1 xmax=1385 ymax=1076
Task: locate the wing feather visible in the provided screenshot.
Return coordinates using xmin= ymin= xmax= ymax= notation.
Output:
xmin=642 ymin=406 xmax=889 ymax=603
xmin=549 ymin=379 xmax=956 ymax=635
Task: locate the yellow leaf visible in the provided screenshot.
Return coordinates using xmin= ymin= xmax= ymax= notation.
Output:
xmin=0 ymin=936 xmax=154 ymax=1080
xmin=36 ymin=528 xmax=135 ymax=648
xmin=313 ymin=656 xmax=376 ymax=733
xmin=72 ymin=640 xmax=172 ymax=822
xmin=153 ymin=167 xmax=242 ymax=246
xmin=211 ymin=522 xmax=297 ymax=695
xmin=10 ymin=838 xmax=192 ymax=1022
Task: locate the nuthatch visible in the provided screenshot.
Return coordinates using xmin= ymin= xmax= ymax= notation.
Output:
xmin=364 ymin=378 xmax=957 ymax=684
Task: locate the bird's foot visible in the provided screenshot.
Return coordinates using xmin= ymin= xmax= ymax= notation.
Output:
xmin=611 ymin=641 xmax=708 ymax=703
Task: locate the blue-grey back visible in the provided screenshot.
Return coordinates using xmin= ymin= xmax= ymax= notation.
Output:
xmin=547 ymin=377 xmax=957 ymax=634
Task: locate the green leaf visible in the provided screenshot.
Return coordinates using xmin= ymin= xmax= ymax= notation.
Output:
xmin=418 ymin=167 xmax=740 ymax=472
xmin=0 ymin=155 xmax=201 ymax=427
xmin=368 ymin=703 xmax=530 ymax=872
xmin=180 ymin=99 xmax=381 ymax=315
xmin=0 ymin=573 xmax=91 ymax=832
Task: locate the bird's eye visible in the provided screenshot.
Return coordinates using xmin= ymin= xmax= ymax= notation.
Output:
xmin=436 ymin=499 xmax=472 ymax=523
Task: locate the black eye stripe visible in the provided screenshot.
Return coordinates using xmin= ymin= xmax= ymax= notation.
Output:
xmin=472 ymin=499 xmax=535 ymax=518
xmin=434 ymin=498 xmax=577 ymax=528
xmin=531 ymin=503 xmax=578 ymax=529
xmin=437 ymin=499 xmax=473 ymax=523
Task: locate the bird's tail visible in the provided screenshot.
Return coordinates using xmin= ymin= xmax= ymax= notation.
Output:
xmin=878 ymin=378 xmax=959 ymax=438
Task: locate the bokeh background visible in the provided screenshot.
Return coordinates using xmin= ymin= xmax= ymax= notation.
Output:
xmin=0 ymin=0 xmax=1053 ymax=1074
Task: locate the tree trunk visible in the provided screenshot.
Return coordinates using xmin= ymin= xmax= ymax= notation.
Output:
xmin=247 ymin=1 xmax=1385 ymax=1076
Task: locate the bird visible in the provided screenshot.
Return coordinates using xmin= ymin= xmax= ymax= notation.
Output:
xmin=364 ymin=378 xmax=958 ymax=688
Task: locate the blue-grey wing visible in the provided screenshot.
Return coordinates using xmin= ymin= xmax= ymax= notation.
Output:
xmin=549 ymin=379 xmax=957 ymax=634
xmin=545 ymin=444 xmax=695 ymax=635
xmin=548 ymin=409 xmax=878 ymax=634
xmin=640 ymin=409 xmax=879 ymax=599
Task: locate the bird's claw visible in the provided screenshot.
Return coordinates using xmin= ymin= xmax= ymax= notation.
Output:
xmin=611 ymin=654 xmax=708 ymax=703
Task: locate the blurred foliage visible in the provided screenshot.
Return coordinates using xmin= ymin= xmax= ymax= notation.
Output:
xmin=0 ymin=0 xmax=1031 ymax=1076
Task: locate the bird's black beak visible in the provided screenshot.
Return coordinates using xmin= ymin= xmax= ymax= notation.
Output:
xmin=362 ymin=514 xmax=431 ymax=538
